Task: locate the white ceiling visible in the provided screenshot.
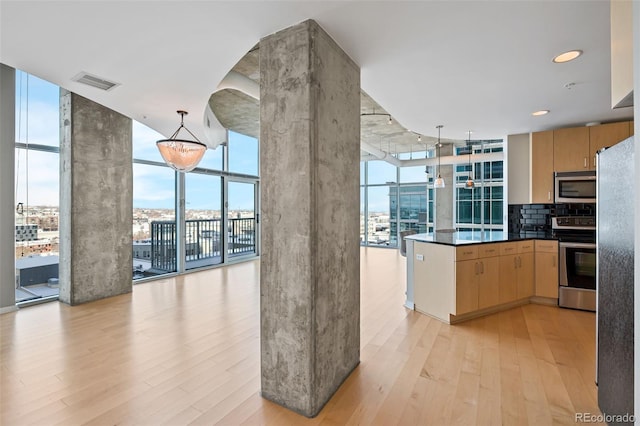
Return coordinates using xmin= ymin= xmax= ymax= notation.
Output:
xmin=0 ymin=1 xmax=633 ymax=146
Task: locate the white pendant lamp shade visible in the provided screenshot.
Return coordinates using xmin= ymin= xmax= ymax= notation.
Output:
xmin=434 ymin=174 xmax=445 ymax=188
xmin=156 ymin=110 xmax=207 ymax=173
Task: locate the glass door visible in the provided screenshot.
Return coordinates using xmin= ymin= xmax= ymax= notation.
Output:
xmin=184 ymin=173 xmax=223 ymax=269
xmin=227 ymin=181 xmax=257 ymax=257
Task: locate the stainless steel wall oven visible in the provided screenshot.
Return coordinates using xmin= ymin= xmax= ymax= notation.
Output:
xmin=553 ymin=216 xmax=596 ymax=311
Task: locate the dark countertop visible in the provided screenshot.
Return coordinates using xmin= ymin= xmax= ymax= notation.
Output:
xmin=405 ymin=230 xmax=556 ymax=247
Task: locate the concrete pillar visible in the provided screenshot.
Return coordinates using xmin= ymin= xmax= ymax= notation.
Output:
xmin=0 ymin=64 xmax=17 ymax=314
xmin=435 ymin=144 xmax=454 ymax=231
xmin=59 ymin=91 xmax=133 ymax=305
xmin=259 ymin=20 xmax=360 ymax=417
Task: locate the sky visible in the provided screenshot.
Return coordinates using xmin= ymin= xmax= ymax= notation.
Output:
xmin=14 ymin=71 xmax=259 ymax=211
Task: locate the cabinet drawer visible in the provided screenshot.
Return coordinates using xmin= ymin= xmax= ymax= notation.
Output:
xmin=499 ymin=242 xmax=518 ymax=256
xmin=478 ymin=244 xmax=500 ymax=258
xmin=456 ymin=246 xmax=478 ymax=261
xmin=518 ymin=240 xmax=534 ymax=253
xmin=535 ymin=240 xmax=558 ymax=253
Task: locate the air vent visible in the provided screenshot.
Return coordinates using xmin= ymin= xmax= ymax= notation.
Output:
xmin=71 ymin=72 xmax=120 ymax=91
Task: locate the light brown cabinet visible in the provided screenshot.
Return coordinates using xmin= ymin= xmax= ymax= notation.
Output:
xmin=455 ymin=259 xmax=479 ymax=314
xmin=516 ymin=241 xmax=535 ymax=299
xmin=414 ymin=239 xmax=562 ymax=323
xmin=631 ymin=120 xmax=635 ymax=136
xmin=498 ymin=251 xmax=517 ymax=304
xmin=553 ymin=126 xmax=590 ymax=172
xmin=455 ymin=246 xmax=499 ymax=313
xmin=478 ymin=255 xmax=500 ymax=310
xmin=589 ymin=122 xmax=630 ymax=169
xmin=531 ymin=131 xmax=554 ymax=203
xmin=498 ymin=241 xmax=534 ymax=304
xmin=534 ymin=240 xmax=558 ymax=299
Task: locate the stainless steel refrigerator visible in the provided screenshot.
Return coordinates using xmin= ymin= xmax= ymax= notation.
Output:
xmin=596 ymin=135 xmax=635 ymax=420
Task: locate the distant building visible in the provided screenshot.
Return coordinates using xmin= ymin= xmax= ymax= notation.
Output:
xmin=15 ymin=224 xmax=38 ymax=242
xmin=15 ymin=255 xmax=59 ymax=286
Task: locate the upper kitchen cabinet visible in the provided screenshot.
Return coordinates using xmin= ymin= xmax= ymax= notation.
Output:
xmin=531 ymin=131 xmax=554 ymax=203
xmin=631 ymin=121 xmax=635 ymax=136
xmin=589 ymin=122 xmax=630 ymax=169
xmin=553 ymin=127 xmax=589 ymax=172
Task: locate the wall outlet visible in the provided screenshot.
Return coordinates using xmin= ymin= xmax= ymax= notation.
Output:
xmin=416 ymin=254 xmax=424 ymax=261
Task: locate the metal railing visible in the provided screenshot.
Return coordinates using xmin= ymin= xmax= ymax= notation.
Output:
xmin=151 ymin=217 xmax=255 ymax=272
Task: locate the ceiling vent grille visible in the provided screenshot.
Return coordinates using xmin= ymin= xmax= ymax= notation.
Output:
xmin=72 ymin=72 xmax=120 ymax=91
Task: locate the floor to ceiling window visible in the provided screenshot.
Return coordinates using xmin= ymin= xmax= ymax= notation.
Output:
xmin=132 ymin=127 xmax=260 ymax=280
xmin=361 ymin=140 xmax=504 ymax=248
xmin=185 ymin=173 xmax=223 ymax=270
xmin=14 ymin=70 xmax=61 ymax=304
xmin=454 ymin=140 xmax=504 ymax=237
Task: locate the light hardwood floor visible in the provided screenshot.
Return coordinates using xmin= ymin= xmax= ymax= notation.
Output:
xmin=1 ymin=247 xmax=602 ymax=425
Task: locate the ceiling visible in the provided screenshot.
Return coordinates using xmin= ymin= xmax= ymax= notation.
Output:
xmin=0 ymin=1 xmax=634 ymax=153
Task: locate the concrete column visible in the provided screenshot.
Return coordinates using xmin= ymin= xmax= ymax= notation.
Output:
xmin=435 ymin=143 xmax=454 ymax=231
xmin=59 ymin=91 xmax=132 ymax=305
xmin=0 ymin=64 xmax=17 ymax=313
xmin=259 ymin=20 xmax=360 ymax=417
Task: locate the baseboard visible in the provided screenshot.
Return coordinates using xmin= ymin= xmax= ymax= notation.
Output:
xmin=0 ymin=305 xmax=18 ymax=315
xmin=449 ymin=298 xmax=530 ymax=324
xmin=529 ymin=296 xmax=558 ymax=306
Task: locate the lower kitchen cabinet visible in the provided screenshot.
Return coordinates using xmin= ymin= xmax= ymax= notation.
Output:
xmin=498 ymin=252 xmax=518 ymax=304
xmin=517 ymin=241 xmax=535 ymax=298
xmin=455 ymin=247 xmax=500 ymax=314
xmin=455 ymin=259 xmax=479 ymax=315
xmin=535 ymin=240 xmax=559 ymax=298
xmin=477 ymin=255 xmax=500 ymax=310
xmin=412 ymin=238 xmax=560 ymax=324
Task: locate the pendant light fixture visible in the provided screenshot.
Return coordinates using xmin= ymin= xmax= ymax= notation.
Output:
xmin=465 ymin=130 xmax=475 ymax=189
xmin=156 ymin=110 xmax=207 ymax=172
xmin=434 ymin=125 xmax=445 ymax=189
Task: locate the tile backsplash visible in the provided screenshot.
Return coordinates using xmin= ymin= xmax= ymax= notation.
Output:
xmin=508 ymin=202 xmax=595 ymax=236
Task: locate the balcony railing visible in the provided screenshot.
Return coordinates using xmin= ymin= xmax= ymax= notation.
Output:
xmin=150 ymin=217 xmax=256 ymax=272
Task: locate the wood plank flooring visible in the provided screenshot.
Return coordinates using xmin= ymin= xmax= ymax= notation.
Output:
xmin=1 ymin=247 xmax=603 ymax=425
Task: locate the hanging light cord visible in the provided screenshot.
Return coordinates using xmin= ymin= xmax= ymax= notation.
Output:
xmin=168 ymin=110 xmax=203 ymax=143
xmin=14 ymin=73 xmax=30 ymax=257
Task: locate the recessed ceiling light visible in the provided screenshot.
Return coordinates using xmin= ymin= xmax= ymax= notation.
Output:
xmin=532 ymin=110 xmax=549 ymax=116
xmin=553 ymin=50 xmax=583 ymax=63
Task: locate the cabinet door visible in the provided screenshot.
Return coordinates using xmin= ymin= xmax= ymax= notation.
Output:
xmin=589 ymin=122 xmax=630 ymax=169
xmin=517 ymin=252 xmax=535 ymax=298
xmin=553 ymin=127 xmax=589 ymax=172
xmin=531 ymin=131 xmax=554 ymax=203
xmin=535 ymin=252 xmax=558 ymax=298
xmin=478 ymin=256 xmax=500 ymax=309
xmin=456 ymin=260 xmax=479 ymax=314
xmin=499 ymin=254 xmax=518 ymax=304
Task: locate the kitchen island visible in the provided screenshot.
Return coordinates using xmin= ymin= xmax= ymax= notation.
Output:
xmin=404 ymin=231 xmax=558 ymax=324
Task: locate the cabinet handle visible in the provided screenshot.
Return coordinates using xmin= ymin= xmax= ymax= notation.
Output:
xmin=552 ymin=255 xmax=556 ymax=267
xmin=584 ymin=157 xmax=587 ymax=168
xmin=480 ymin=262 xmax=484 ymax=274
xmin=548 ymin=191 xmax=551 ymax=201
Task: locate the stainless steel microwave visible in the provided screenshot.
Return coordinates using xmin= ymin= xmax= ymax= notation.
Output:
xmin=554 ymin=171 xmax=596 ymax=204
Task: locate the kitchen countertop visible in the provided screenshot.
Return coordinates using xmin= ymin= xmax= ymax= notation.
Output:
xmin=404 ymin=230 xmax=556 ymax=247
